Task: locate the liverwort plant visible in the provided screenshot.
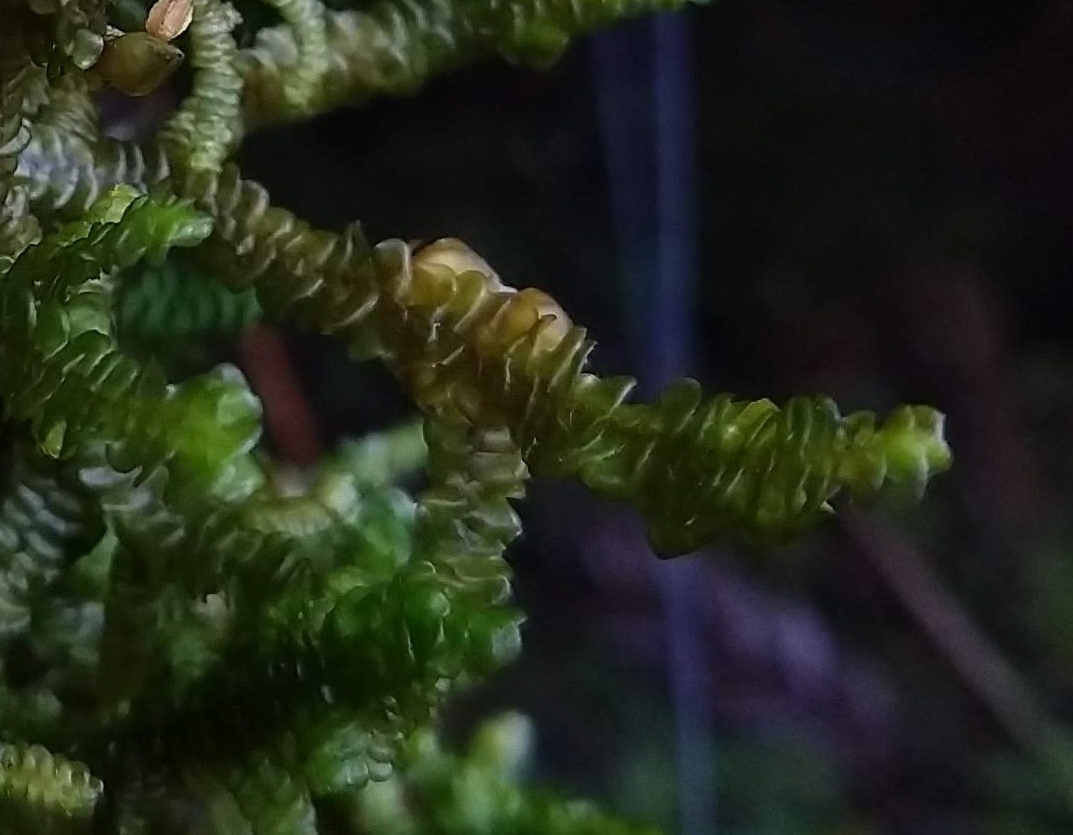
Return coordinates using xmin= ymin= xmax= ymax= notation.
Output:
xmin=0 ymin=0 xmax=951 ymax=830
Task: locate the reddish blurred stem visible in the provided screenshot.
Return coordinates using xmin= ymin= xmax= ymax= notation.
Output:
xmin=238 ymin=325 xmax=322 ymax=466
xmin=894 ymin=259 xmax=1043 ymax=528
xmin=843 ymin=512 xmax=1052 ymax=755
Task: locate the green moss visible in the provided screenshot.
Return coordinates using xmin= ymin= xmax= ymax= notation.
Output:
xmin=0 ymin=0 xmax=949 ymax=831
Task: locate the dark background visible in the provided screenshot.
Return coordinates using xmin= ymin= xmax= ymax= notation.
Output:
xmin=232 ymin=2 xmax=1073 ymax=832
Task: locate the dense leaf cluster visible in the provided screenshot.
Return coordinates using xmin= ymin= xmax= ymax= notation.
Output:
xmin=0 ymin=0 xmax=952 ymax=831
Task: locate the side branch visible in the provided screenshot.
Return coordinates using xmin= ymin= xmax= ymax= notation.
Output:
xmin=240 ymin=0 xmax=702 ymax=128
xmin=18 ymin=137 xmax=951 ymax=556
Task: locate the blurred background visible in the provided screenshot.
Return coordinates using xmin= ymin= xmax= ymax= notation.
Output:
xmin=162 ymin=0 xmax=1073 ymax=831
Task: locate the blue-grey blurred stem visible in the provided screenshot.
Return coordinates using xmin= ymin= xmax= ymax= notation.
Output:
xmin=592 ymin=13 xmax=717 ymax=834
